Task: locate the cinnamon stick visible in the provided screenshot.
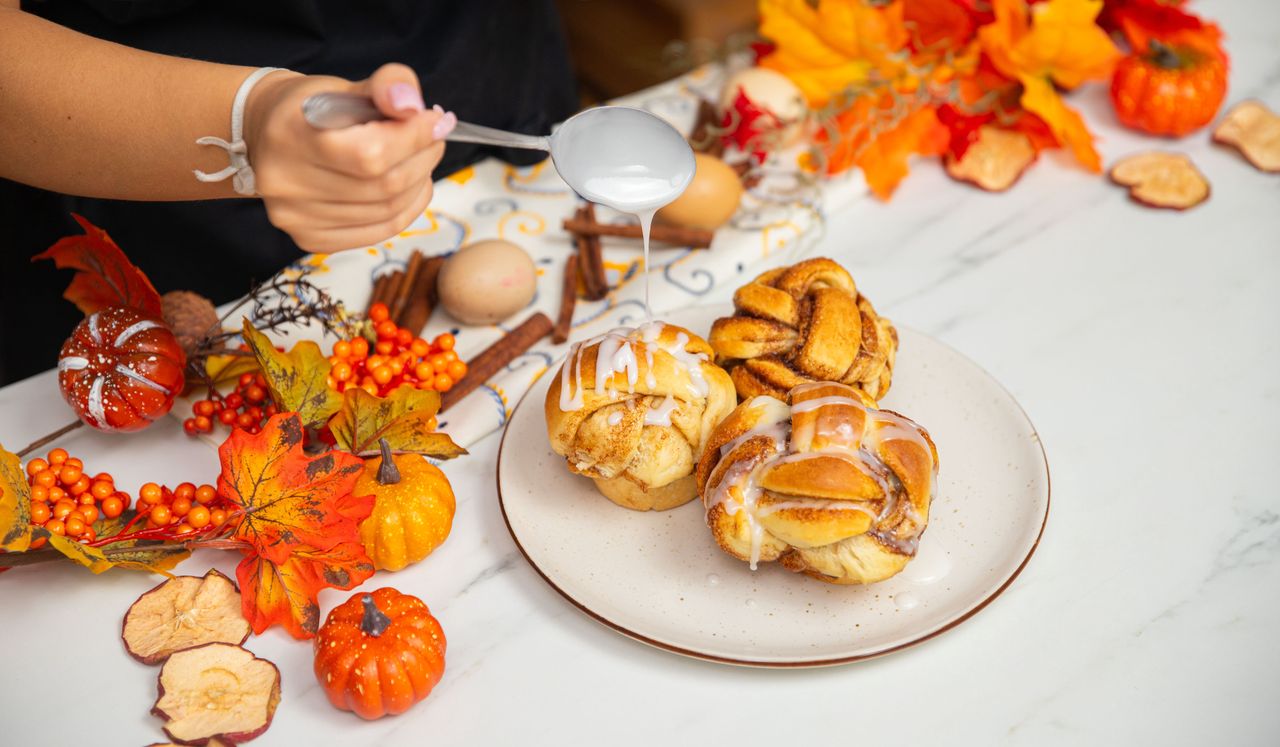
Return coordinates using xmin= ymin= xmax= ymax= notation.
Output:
xmin=398 ymin=255 xmax=444 ymax=334
xmin=689 ymin=98 xmax=725 ymax=157
xmin=440 ymin=312 xmax=554 ymax=412
xmin=367 ymin=273 xmax=393 ymax=314
xmin=730 ymin=160 xmax=763 ymax=189
xmin=552 ymin=254 xmax=578 ymax=344
xmin=574 ymin=205 xmax=609 ymax=301
xmin=389 ymin=251 xmax=425 ymax=324
xmin=562 ymin=217 xmax=714 ymax=248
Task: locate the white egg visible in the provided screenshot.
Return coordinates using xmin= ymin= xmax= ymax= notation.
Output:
xmin=437 ymin=240 xmax=537 ymax=325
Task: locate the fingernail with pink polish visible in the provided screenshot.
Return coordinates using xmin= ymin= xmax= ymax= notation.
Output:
xmin=433 ymin=110 xmax=458 ymax=139
xmin=389 ymin=83 xmax=424 ymax=113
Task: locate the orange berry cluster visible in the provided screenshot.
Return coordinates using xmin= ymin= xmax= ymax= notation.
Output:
xmin=25 ymin=448 xmax=131 ymax=548
xmin=186 ymin=371 xmax=278 ymax=436
xmin=328 ymin=303 xmax=467 ymax=397
xmin=135 ymin=481 xmax=232 ymax=536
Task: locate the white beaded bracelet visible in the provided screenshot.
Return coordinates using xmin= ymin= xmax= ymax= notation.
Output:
xmin=193 ymin=66 xmax=289 ymax=196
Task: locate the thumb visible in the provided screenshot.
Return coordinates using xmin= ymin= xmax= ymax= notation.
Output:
xmin=358 ymin=62 xmax=426 ymax=121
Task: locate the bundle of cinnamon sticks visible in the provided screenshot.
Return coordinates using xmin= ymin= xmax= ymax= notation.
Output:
xmin=366 ymin=250 xmax=444 ymax=333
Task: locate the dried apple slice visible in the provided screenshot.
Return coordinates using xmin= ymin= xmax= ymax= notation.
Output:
xmin=1109 ymin=152 xmax=1210 ymax=210
xmin=1213 ymin=100 xmax=1280 ymax=173
xmin=123 ymin=570 xmax=251 ymax=665
xmin=153 ymin=642 xmax=281 ymax=745
xmin=945 ymin=126 xmax=1037 ymax=192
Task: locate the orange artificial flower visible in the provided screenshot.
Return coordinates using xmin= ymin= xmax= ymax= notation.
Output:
xmin=979 ymin=0 xmax=1121 ymax=171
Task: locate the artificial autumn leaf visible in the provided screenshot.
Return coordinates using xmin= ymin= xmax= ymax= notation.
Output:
xmin=31 ymin=214 xmax=163 ymax=318
xmin=979 ymin=0 xmax=1120 ymax=172
xmin=37 ymin=518 xmax=190 ymax=575
xmin=0 ymin=446 xmax=33 ymax=552
xmin=44 ymin=532 xmax=113 ymax=573
xmin=818 ymin=95 xmax=949 ymax=197
xmin=329 ymin=387 xmax=467 ymax=458
xmin=758 ymin=0 xmax=907 ymax=106
xmin=1099 ymin=0 xmax=1222 ymax=55
xmin=241 ymin=321 xmax=342 ymax=430
xmin=204 ymin=353 xmax=261 ymax=390
xmin=937 ymin=103 xmax=1058 ymax=160
xmin=217 ymin=413 xmax=374 ymax=638
xmin=904 ymin=0 xmax=977 ymax=50
xmin=1020 ymin=75 xmax=1101 ymax=171
xmin=857 ymin=105 xmax=950 ymax=198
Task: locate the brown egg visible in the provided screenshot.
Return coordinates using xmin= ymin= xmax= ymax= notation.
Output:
xmin=437 ymin=240 xmax=537 ymax=325
xmin=657 ymin=153 xmax=744 ymax=231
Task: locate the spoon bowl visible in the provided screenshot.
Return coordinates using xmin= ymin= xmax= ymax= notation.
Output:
xmin=548 ymin=106 xmax=695 ymax=213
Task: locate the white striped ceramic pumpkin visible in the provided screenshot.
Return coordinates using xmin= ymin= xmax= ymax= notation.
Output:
xmin=57 ymin=306 xmax=186 ymax=432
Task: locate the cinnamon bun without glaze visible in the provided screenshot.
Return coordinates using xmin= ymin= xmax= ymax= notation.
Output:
xmin=709 ymin=258 xmax=897 ymax=402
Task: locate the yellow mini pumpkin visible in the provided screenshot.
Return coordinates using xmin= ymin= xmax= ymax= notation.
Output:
xmin=357 ymin=439 xmax=456 ymax=571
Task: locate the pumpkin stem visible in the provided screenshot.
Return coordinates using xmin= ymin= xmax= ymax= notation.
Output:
xmin=376 ymin=438 xmax=402 ymax=486
xmin=360 ymin=594 xmax=392 ymax=637
xmin=1148 ymin=39 xmax=1184 ymax=69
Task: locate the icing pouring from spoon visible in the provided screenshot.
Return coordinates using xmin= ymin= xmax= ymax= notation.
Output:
xmin=303 ymin=94 xmax=696 ymax=314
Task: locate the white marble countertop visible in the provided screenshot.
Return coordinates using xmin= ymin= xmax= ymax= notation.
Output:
xmin=4 ymin=4 xmax=1279 ymax=744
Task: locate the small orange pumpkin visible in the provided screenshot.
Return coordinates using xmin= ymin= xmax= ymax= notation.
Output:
xmin=356 ymin=439 xmax=456 ymax=571
xmin=1110 ymin=40 xmax=1228 ymax=137
xmin=314 ymin=588 xmax=446 ymax=720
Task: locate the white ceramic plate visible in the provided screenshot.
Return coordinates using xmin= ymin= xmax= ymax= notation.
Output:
xmin=497 ymin=303 xmax=1049 ymax=667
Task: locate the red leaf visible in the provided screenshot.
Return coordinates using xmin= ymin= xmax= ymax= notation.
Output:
xmin=218 ymin=413 xmax=375 ymax=638
xmin=32 ymin=214 xmax=163 ymax=318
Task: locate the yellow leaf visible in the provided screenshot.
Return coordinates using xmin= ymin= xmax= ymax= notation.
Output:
xmin=0 ymin=445 xmax=32 ymax=552
xmin=758 ymin=0 xmax=905 ymax=106
xmin=1020 ymin=0 xmax=1121 ymax=89
xmin=981 ymin=0 xmax=1119 ymax=89
xmin=241 ymin=320 xmax=342 ymax=430
xmin=1019 ymin=74 xmax=1101 ymax=172
xmin=46 ymin=533 xmax=114 ymax=574
xmin=328 ymin=387 xmax=467 ymax=459
xmin=204 ymin=353 xmax=260 ymax=389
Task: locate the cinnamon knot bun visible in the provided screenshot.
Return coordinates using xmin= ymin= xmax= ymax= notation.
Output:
xmin=709 ymin=258 xmax=897 ymax=401
xmin=546 ymin=322 xmax=736 ymax=511
xmin=695 ymin=381 xmax=938 ymax=584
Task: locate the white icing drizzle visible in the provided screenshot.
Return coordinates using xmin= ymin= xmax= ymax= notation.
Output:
xmin=643 ymin=394 xmax=678 ymax=426
xmin=557 ymin=322 xmax=710 ymax=416
xmin=607 ymin=410 xmax=623 ymax=426
xmin=112 ymin=319 xmax=161 ymax=348
xmin=704 ymin=386 xmax=936 ymax=565
xmin=58 ymin=356 xmax=89 ymax=372
xmin=558 ymin=342 xmax=585 ymax=411
xmin=113 ymin=363 xmax=171 ymax=395
xmin=86 ymin=376 xmax=108 ymax=429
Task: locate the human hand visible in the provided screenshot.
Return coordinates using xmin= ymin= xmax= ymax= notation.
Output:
xmin=242 ymin=63 xmax=457 ymax=253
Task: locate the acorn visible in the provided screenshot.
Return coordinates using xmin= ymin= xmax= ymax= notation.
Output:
xmin=161 ymin=290 xmax=222 ymax=355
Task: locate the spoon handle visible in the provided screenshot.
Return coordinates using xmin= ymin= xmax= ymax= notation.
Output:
xmin=301 ymin=93 xmax=550 ymax=152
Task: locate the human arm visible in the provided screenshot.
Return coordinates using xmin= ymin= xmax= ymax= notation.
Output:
xmin=0 ymin=4 xmax=453 ymax=251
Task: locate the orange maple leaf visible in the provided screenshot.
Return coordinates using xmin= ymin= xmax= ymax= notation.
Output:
xmin=217 ymin=413 xmax=374 ymax=639
xmin=819 ymin=96 xmax=949 ymax=198
xmin=32 ymin=214 xmax=163 ymax=318
xmin=759 ymin=0 xmax=908 ymax=106
xmin=979 ymin=0 xmax=1121 ymax=171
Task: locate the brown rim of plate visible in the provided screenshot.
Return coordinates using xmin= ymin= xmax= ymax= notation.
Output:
xmin=495 ymin=325 xmax=1051 ymax=668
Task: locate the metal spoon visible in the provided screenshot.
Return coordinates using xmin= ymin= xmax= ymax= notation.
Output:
xmin=302 ymin=93 xmax=694 ymax=212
